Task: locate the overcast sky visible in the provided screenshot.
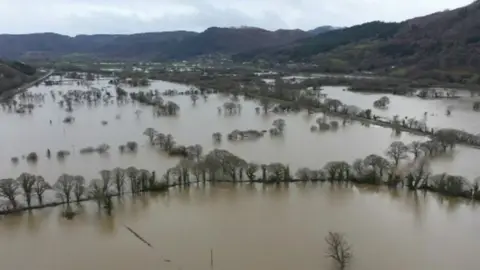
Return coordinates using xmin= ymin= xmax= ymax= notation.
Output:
xmin=0 ymin=0 xmax=474 ymax=35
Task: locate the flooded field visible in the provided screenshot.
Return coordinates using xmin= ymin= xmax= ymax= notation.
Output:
xmin=1 ymin=76 xmax=480 ymax=270
xmin=1 ymin=184 xmax=479 ymax=270
xmin=322 ymin=86 xmax=480 ymax=134
xmin=1 ymin=78 xmax=479 ymax=181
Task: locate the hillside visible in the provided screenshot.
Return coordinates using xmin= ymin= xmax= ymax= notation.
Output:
xmin=234 ymin=21 xmax=402 ymax=62
xmin=235 ymin=1 xmax=480 ymax=83
xmin=0 ymin=27 xmax=316 ymax=61
xmin=0 ymin=60 xmax=37 ymax=94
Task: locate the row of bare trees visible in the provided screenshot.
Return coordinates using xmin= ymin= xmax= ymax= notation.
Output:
xmin=159 ymin=141 xmax=480 ymax=200
xmin=0 ymin=167 xmax=164 ymax=215
xmin=1 ymin=139 xmax=479 ymax=216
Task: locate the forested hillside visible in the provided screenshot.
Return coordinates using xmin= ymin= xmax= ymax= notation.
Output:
xmin=235 ymin=0 xmax=480 ymax=84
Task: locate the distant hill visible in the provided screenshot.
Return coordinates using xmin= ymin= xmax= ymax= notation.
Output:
xmin=235 ymin=1 xmax=480 ymax=83
xmin=157 ymin=27 xmax=311 ymax=60
xmin=0 ymin=27 xmax=312 ymax=61
xmin=0 ymin=31 xmax=197 ymax=60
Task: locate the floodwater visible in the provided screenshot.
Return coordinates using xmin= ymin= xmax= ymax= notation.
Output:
xmin=1 ymin=79 xmax=480 ymax=181
xmin=1 ymin=77 xmax=480 ymax=270
xmin=321 ymin=86 xmax=480 ymax=134
xmin=1 ymin=184 xmax=480 ymax=270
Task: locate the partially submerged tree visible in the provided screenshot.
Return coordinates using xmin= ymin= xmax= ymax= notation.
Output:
xmin=363 ymin=154 xmax=391 ymax=182
xmin=386 ymin=141 xmax=409 ymax=167
xmin=143 ymin=128 xmax=158 ymax=144
xmin=112 ymin=168 xmax=126 ymax=195
xmin=186 ymin=144 xmax=203 ymax=161
xmin=33 ymin=176 xmax=51 ymax=206
xmin=272 ymin=118 xmax=286 ymax=133
xmin=325 ymin=232 xmax=352 ymax=270
xmin=259 ymin=98 xmax=273 ymax=114
xmin=296 ymin=167 xmax=316 ymax=181
xmin=53 ymin=174 xmax=75 ymax=205
xmin=406 ymin=157 xmax=431 ymax=190
xmin=324 ymin=161 xmax=351 ymax=181
xmin=408 ymin=141 xmax=423 ymax=159
xmin=126 ymin=166 xmax=140 ymax=194
xmin=73 ymin=175 xmax=86 ymax=203
xmin=0 ymin=178 xmax=20 ymax=209
xmin=154 ymin=133 xmax=175 ymax=151
xmin=212 ymin=132 xmax=222 ymax=143
xmin=16 ymin=173 xmax=36 ymax=208
xmin=89 ymin=179 xmax=104 ymax=209
xmin=26 ymin=152 xmax=38 ymax=162
xmin=190 ymin=94 xmax=199 ymax=104
xmin=267 ymin=163 xmax=287 ymax=182
xmin=246 ymin=163 xmax=259 ymax=182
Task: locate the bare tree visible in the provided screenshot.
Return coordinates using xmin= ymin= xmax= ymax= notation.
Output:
xmin=325 ymin=99 xmax=343 ymax=112
xmin=352 ymin=159 xmax=365 ymax=176
xmin=296 ymin=167 xmax=315 ymax=181
xmin=408 ymin=141 xmax=423 ymax=159
xmin=73 ymin=175 xmax=86 ymax=203
xmin=90 ymin=172 xmax=115 ymax=215
xmin=363 ymin=154 xmax=391 ymax=182
xmin=126 ymin=166 xmax=139 ymax=194
xmin=222 ymin=154 xmax=246 ymax=182
xmin=143 ymin=128 xmax=158 ymax=144
xmin=155 ymin=133 xmax=176 ymax=151
xmin=267 ymin=163 xmax=287 ymax=183
xmin=33 ymin=176 xmax=51 ymax=206
xmin=435 ymin=129 xmax=457 ymax=151
xmin=190 ymin=94 xmax=199 ymax=104
xmin=272 ymin=118 xmax=286 ymax=133
xmin=138 ymin=170 xmax=152 ymax=191
xmin=472 ymin=177 xmax=480 ymax=199
xmin=325 ymin=232 xmax=352 ymax=270
xmin=246 ymin=163 xmax=259 ymax=182
xmin=386 ymin=141 xmax=409 ymax=167
xmin=190 ymin=161 xmax=203 ymax=183
xmin=259 ymin=98 xmax=273 ymax=114
xmin=53 ymin=174 xmax=75 ymax=205
xmin=324 ymin=161 xmax=351 ymax=181
xmin=187 ymin=144 xmax=203 ymax=161
xmin=0 ymin=178 xmax=20 ymax=209
xmin=112 ymin=168 xmax=126 ymax=195
xmin=89 ymin=179 xmax=104 ymax=209
xmin=99 ymin=170 xmax=113 ymax=193
xmin=17 ymin=172 xmax=36 ymax=208
xmin=212 ymin=132 xmax=222 ymax=143
xmin=223 ymin=102 xmax=238 ymax=114
xmin=406 ymin=157 xmax=431 ymax=190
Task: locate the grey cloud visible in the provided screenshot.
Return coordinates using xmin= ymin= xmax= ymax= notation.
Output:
xmin=0 ymin=0 xmax=474 ymax=35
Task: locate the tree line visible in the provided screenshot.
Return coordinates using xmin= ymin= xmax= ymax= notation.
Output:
xmin=1 ymin=138 xmax=479 ymax=217
xmin=0 ymin=167 xmax=166 ymax=216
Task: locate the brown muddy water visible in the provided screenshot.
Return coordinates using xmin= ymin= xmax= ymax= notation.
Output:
xmin=1 ymin=184 xmax=480 ymax=270
xmin=1 ymin=78 xmax=480 ymax=270
xmin=1 ymin=79 xmax=479 ymax=180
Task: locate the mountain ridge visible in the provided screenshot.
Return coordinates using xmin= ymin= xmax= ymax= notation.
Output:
xmin=0 ymin=26 xmax=337 ymax=61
